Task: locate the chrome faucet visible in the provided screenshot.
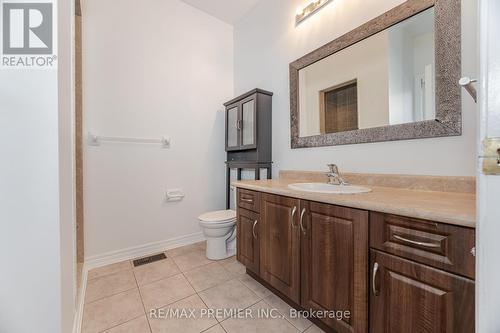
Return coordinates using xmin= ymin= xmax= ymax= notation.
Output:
xmin=327 ymin=164 xmax=349 ymax=186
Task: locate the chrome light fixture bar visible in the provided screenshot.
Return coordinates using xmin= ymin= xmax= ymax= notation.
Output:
xmin=296 ymin=0 xmax=332 ymax=25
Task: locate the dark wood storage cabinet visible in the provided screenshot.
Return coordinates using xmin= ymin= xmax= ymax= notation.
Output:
xmin=224 ymin=89 xmax=272 ymax=162
xmin=224 ymin=89 xmax=273 ymax=209
xmin=235 ymin=188 xmax=476 ymax=333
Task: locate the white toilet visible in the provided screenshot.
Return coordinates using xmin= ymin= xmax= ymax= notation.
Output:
xmin=198 ymin=210 xmax=237 ymax=260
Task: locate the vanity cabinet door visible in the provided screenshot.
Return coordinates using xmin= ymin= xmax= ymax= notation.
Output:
xmin=236 ymin=208 xmax=260 ymax=274
xmin=260 ymin=193 xmax=301 ymax=303
xmin=370 ymin=250 xmax=475 ymax=333
xmin=300 ymin=201 xmax=369 ymax=333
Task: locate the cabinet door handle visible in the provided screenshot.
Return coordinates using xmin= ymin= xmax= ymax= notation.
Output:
xmin=299 ymin=208 xmax=307 ymax=235
xmin=393 ymin=234 xmax=441 ymax=248
xmin=241 ymin=198 xmax=254 ymax=203
xmin=236 ymin=120 xmax=242 ymax=130
xmin=291 ymin=206 xmax=297 ymax=227
xmin=372 ymin=262 xmax=380 ymax=296
xmin=252 ymin=220 xmax=258 ymax=239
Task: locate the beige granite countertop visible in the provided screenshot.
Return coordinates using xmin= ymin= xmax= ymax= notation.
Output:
xmin=232 ymin=179 xmax=476 ymax=228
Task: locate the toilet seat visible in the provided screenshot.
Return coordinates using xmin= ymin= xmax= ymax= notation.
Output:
xmin=198 ymin=210 xmax=236 ymax=224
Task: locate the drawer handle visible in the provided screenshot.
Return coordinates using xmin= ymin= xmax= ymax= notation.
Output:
xmin=393 ymin=234 xmax=441 ymax=248
xmin=300 ymin=208 xmax=307 ymax=235
xmin=241 ymin=198 xmax=254 ymax=203
xmin=372 ymin=262 xmax=379 ymax=296
xmin=291 ymin=206 xmax=297 ymax=227
xmin=252 ymin=220 xmax=258 ymax=239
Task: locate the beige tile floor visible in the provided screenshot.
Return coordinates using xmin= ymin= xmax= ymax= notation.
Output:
xmin=82 ymin=241 xmax=323 ymax=333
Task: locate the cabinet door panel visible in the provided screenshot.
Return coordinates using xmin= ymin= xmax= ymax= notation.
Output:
xmin=237 ymin=208 xmax=259 ymax=274
xmin=301 ymin=201 xmax=369 ymax=333
xmin=241 ymin=98 xmax=256 ymax=148
xmin=370 ymin=250 xmax=475 ymax=333
xmin=260 ymin=194 xmax=301 ymax=303
xmin=226 ymin=106 xmax=239 ymax=150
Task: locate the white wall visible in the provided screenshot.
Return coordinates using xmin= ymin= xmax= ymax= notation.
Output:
xmin=83 ymin=0 xmax=234 ymax=258
xmin=0 ymin=69 xmax=62 ymax=333
xmin=234 ymin=0 xmax=477 ymax=176
xmin=0 ymin=0 xmax=75 ymax=331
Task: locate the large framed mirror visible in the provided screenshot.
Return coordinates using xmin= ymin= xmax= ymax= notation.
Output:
xmin=290 ymin=0 xmax=461 ymax=148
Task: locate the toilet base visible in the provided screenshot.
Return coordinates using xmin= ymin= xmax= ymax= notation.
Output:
xmin=206 ymin=236 xmax=236 ymax=260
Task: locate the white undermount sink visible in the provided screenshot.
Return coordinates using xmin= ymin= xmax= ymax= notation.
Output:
xmin=288 ymin=183 xmax=372 ymax=194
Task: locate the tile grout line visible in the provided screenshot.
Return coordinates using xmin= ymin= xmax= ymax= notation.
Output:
xmin=86 ymin=268 xmax=133 ymax=282
xmin=167 ymin=241 xmax=229 ymax=333
xmin=187 ymin=276 xmax=232 ymax=333
xmin=132 ymin=264 xmax=154 ymax=333
xmin=131 ymin=256 xmax=188 ymax=289
xmin=200 ymin=322 xmax=228 ymax=333
xmin=184 ymin=262 xmax=239 ymax=294
xmin=84 ymin=285 xmax=138 ymax=306
xmin=214 ymin=279 xmax=264 ymax=326
xmin=87 ymin=243 xmax=295 ymax=333
xmin=260 ymin=296 xmax=311 ymax=332
xmin=87 ymin=262 xmax=134 ymax=281
xmin=173 ymin=258 xmax=215 ymax=273
xmin=83 ymin=263 xmax=145 ymax=333
xmin=179 ymin=254 xmax=247 ymax=332
xmin=97 ymin=314 xmax=145 ymax=333
xmin=180 ymin=269 xmax=224 ymax=332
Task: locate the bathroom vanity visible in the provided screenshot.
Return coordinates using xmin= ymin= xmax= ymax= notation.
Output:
xmin=233 ymin=172 xmax=475 ymax=333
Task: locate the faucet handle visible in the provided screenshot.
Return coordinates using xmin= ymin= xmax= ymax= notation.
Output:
xmin=327 ymin=164 xmax=339 ymax=174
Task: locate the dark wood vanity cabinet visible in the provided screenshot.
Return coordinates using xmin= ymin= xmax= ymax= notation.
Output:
xmin=235 ymin=189 xmax=476 ymax=333
xmin=369 ymin=213 xmax=476 ymax=333
xmin=370 ymin=250 xmax=475 ymax=333
xmin=236 ymin=207 xmax=260 ymax=275
xmin=260 ymin=193 xmax=301 ymax=303
xmin=300 ymin=201 xmax=369 ymax=333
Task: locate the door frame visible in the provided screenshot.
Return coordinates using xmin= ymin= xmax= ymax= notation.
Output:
xmin=477 ymin=0 xmax=500 ymax=331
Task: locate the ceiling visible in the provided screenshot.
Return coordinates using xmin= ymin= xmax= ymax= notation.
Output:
xmin=179 ymin=0 xmax=261 ymax=25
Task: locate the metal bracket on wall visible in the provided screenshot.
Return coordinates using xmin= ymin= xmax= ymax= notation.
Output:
xmin=459 ymin=77 xmax=477 ymax=103
xmin=481 ymin=138 xmax=500 ymax=175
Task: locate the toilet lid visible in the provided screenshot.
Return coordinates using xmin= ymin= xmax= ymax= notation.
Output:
xmin=198 ymin=210 xmax=236 ymax=223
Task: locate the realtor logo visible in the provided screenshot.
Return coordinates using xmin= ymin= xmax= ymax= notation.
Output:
xmin=1 ymin=0 xmax=57 ymax=68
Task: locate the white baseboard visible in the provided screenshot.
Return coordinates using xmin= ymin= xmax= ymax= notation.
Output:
xmin=84 ymin=231 xmax=205 ymax=270
xmin=73 ymin=232 xmax=205 ymax=333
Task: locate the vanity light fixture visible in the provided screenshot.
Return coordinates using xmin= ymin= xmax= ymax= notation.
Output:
xmin=296 ymin=0 xmax=332 ymax=25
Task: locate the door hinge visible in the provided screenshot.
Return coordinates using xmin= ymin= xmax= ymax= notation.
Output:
xmin=471 ymin=247 xmax=476 ymax=257
xmin=481 ymin=138 xmax=500 ymax=175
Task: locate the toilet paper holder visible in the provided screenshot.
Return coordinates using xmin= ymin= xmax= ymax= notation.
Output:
xmin=166 ymin=189 xmax=185 ymax=202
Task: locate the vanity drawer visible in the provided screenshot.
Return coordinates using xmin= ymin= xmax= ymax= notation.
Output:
xmin=370 ymin=212 xmax=475 ymax=279
xmin=237 ymin=189 xmax=260 ymax=213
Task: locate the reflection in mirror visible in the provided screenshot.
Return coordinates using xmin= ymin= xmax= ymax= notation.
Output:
xmin=298 ymin=8 xmax=435 ymax=137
